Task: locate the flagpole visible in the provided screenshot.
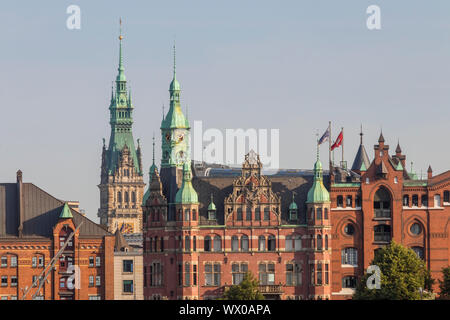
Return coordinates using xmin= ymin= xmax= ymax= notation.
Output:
xmin=329 ymin=121 xmax=332 ymax=172
xmin=341 ymin=127 xmax=344 ymax=164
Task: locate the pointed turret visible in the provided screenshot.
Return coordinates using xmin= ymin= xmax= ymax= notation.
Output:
xmin=59 ymin=203 xmax=73 ymax=219
xmin=175 ymin=162 xmax=198 ymax=204
xmin=427 ymin=165 xmax=433 ymax=179
xmin=143 ymin=135 xmax=159 ymax=205
xmin=378 ymin=131 xmax=385 ymax=143
xmin=351 ymin=126 xmax=370 ymax=172
xmin=395 ymin=141 xmax=402 ymax=154
xmin=307 ymin=145 xmax=330 ymax=204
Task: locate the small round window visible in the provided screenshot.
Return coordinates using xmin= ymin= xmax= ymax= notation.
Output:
xmin=344 ymin=224 xmax=355 ymax=235
xmin=410 ymin=223 xmax=421 ymax=235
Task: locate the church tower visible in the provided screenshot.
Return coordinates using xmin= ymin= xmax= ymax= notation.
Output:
xmin=159 ymin=44 xmax=191 ymax=221
xmin=98 ymin=23 xmax=145 ymax=234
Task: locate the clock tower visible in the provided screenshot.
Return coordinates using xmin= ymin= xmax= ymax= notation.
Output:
xmin=159 ymin=44 xmax=191 ymax=221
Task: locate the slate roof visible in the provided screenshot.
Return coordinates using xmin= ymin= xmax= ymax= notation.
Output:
xmin=0 ymin=182 xmax=111 ymax=239
xmin=351 ymin=144 xmax=370 ymax=172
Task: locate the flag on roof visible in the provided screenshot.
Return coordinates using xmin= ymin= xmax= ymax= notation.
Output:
xmin=318 ymin=126 xmax=330 ymax=145
xmin=331 ymin=130 xmax=343 ymax=151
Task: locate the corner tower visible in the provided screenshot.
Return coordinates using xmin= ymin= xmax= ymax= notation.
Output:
xmin=160 ymin=43 xmax=191 ymax=221
xmin=98 ymin=23 xmax=145 ymax=234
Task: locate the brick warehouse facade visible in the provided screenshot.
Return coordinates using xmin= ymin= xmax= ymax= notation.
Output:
xmin=0 ymin=171 xmax=115 ymax=300
xmin=142 ymin=48 xmax=450 ymax=299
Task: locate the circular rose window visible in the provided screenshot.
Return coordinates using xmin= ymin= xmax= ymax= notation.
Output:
xmin=410 ymin=223 xmax=421 ymax=235
xmin=344 ymin=224 xmax=355 ymax=235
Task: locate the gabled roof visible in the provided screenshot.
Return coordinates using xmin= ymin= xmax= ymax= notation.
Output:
xmin=59 ymin=203 xmax=73 ymax=219
xmin=0 ymin=182 xmax=111 ymax=239
xmin=114 ymin=229 xmax=130 ymax=252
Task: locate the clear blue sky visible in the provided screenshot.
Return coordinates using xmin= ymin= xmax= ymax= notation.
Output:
xmin=1 ymin=0 xmax=450 ymax=222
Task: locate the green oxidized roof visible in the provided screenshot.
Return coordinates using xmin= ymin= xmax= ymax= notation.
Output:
xmin=106 ymin=33 xmax=141 ymax=175
xmin=208 ymin=194 xmax=216 ymax=211
xmin=306 ymin=148 xmax=330 ymax=204
xmin=175 ymin=162 xmax=198 ymax=204
xmin=396 ymin=161 xmax=403 ymax=171
xmin=289 ymin=193 xmax=298 ymax=210
xmin=360 ymin=161 xmax=367 ymax=171
xmin=59 ymin=203 xmax=73 ymax=219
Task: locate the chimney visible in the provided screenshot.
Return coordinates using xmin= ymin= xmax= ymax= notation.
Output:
xmin=16 ymin=170 xmax=24 ymax=237
xmin=427 ymin=165 xmax=433 ymax=180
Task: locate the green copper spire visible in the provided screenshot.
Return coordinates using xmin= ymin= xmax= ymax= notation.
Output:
xmin=208 ymin=194 xmax=217 ymax=211
xmin=175 ymin=162 xmax=198 ymax=204
xmin=105 ymin=21 xmax=141 ymax=175
xmin=307 ymin=142 xmax=330 ymax=203
xmin=289 ymin=192 xmax=298 ymax=210
xmin=59 ymin=203 xmax=73 ymax=219
xmin=161 ymin=43 xmax=189 ymax=129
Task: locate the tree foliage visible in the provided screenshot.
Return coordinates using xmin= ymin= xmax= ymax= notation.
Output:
xmin=222 ymin=272 xmax=265 ymax=300
xmin=438 ymin=267 xmax=450 ymax=299
xmin=353 ymin=241 xmax=433 ymax=300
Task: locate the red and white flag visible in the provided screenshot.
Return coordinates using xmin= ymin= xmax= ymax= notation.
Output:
xmin=331 ymin=130 xmax=343 ymax=151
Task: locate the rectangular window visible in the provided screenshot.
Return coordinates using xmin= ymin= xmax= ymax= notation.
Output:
xmin=32 ymin=275 xmax=37 ymax=287
xmin=204 ymin=263 xmax=221 ymax=286
xmin=255 ymin=208 xmax=261 ymax=220
xmin=213 ymin=263 xmax=221 ymax=286
xmin=96 ymin=257 xmax=101 ymax=267
xmin=246 ymin=208 xmax=252 ymax=221
xmin=123 ymin=260 xmax=133 ymax=273
xmin=10 ymin=296 xmax=17 ymax=300
xmin=32 ymin=257 xmax=37 ymax=268
xmin=294 ymin=236 xmax=302 ymax=251
xmin=123 ymin=280 xmax=133 ymax=293
xmin=10 ymin=256 xmax=17 ymax=267
xmin=89 ymin=275 xmax=94 ymax=287
xmin=184 ymin=264 xmax=190 ymax=286
xmin=1 ymin=276 xmax=7 ymax=287
xmin=259 ymin=263 xmax=275 ymax=285
xmin=285 ymin=236 xmax=293 ymax=251
xmin=193 ymin=265 xmax=197 ymax=286
xmin=96 ymin=276 xmax=101 ymax=287
xmin=38 ymin=256 xmax=44 ymax=267
xmin=317 ymin=263 xmax=323 ymax=285
xmin=89 ymin=257 xmax=94 ymax=267
xmin=205 ymin=264 xmax=213 ymax=286
xmin=286 ymin=263 xmax=294 ymax=285
xmin=178 ymin=264 xmax=182 ymax=286
xmin=89 ymin=295 xmax=101 ymax=300
xmin=10 ymin=276 xmax=17 ymax=287
xmin=1 ymin=256 xmax=7 ymax=268
xmin=264 ymin=208 xmax=270 ymax=221
xmin=325 ymin=264 xmax=329 ymax=285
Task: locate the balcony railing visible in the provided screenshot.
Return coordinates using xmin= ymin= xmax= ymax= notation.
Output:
xmin=374 ymin=209 xmax=391 ymax=218
xmin=374 ymin=233 xmax=391 ymax=242
xmin=258 ymin=285 xmax=283 ymax=294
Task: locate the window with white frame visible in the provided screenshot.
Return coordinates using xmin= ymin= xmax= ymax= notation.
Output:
xmin=259 ymin=263 xmax=275 ymax=285
xmin=1 ymin=256 xmax=7 ymax=268
xmin=232 ymin=263 xmax=248 ymax=285
xmin=341 ymin=248 xmax=358 ymax=266
xmin=204 ymin=263 xmax=221 ymax=286
xmin=286 ymin=262 xmax=302 ymax=286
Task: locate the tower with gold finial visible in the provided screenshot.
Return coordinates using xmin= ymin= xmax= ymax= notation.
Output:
xmin=159 ymin=42 xmax=191 ymax=222
xmin=98 ymin=20 xmax=145 ymax=234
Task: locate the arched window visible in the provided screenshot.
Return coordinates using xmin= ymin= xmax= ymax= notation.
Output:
xmin=149 ymin=238 xmax=153 ymax=252
xmin=258 ymin=236 xmax=266 ymax=251
xmin=255 ymin=207 xmax=261 ymax=220
xmin=324 ymin=208 xmax=329 ymax=220
xmin=341 ymin=247 xmax=358 ymax=266
xmin=411 ymin=246 xmax=424 ymax=260
xmin=193 ymin=236 xmax=196 ymax=251
xmin=184 ymin=236 xmax=190 ymax=251
xmin=132 ymin=191 xmax=136 ymax=203
xmin=213 ymin=236 xmax=222 ymax=252
xmin=160 ymin=237 xmax=164 ymax=252
xmin=316 ymin=235 xmax=323 ymax=250
xmin=192 ymin=209 xmax=197 ymax=221
xmin=285 ymin=235 xmax=293 ymax=251
xmin=434 ymin=194 xmax=441 ymax=207
xmin=316 ymin=208 xmax=322 ymax=220
xmin=264 ymin=207 xmax=270 ymax=221
xmin=184 ymin=209 xmax=190 ymax=221
xmin=374 ymin=188 xmax=391 ymax=218
xmin=412 ymin=195 xmax=419 ymax=207
xmin=374 ymin=224 xmax=391 ymax=242
xmin=245 ymin=206 xmax=252 ymax=221
xmin=355 ymin=196 xmax=361 ymax=208
xmin=118 ymin=191 xmax=122 ymax=203
xmin=231 ymin=236 xmax=239 ymax=252
xmin=421 ymin=195 xmax=428 ymax=207
xmin=342 ymin=276 xmax=357 ymax=288
xmin=294 ymin=235 xmax=302 ymax=251
xmin=125 ymin=191 xmax=129 ymax=203
xmin=204 ymin=236 xmax=211 ymax=252
xmin=346 ymin=196 xmax=352 ymax=207
xmin=268 ymin=235 xmax=276 ymax=251
xmin=403 ymin=195 xmax=409 ymax=206
xmin=236 ymin=207 xmax=243 ymax=221
xmin=241 ymin=235 xmax=249 ymax=251
xmin=325 ymin=235 xmax=328 ymax=250
xmin=444 ymin=191 xmax=450 ymax=203
xmin=337 ymin=196 xmax=343 ymax=208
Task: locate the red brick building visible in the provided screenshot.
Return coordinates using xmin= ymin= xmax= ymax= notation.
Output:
xmin=0 ymin=171 xmax=115 ymax=300
xmin=143 ymin=136 xmax=450 ymax=300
